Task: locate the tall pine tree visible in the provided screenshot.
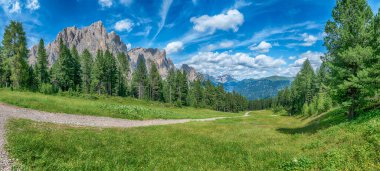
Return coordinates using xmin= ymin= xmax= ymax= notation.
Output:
xmin=35 ymin=39 xmax=49 ymax=86
xmin=324 ymin=0 xmax=377 ymax=119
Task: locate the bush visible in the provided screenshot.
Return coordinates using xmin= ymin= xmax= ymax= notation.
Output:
xmin=39 ymin=83 xmax=56 ymax=94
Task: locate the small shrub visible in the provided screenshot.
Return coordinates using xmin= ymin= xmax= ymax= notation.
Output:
xmin=39 ymin=83 xmax=56 ymax=94
xmin=280 ymin=157 xmax=314 ymax=171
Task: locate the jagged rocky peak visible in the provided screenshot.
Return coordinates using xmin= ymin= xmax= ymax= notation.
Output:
xmin=128 ymin=48 xmax=175 ymax=78
xmin=28 ymin=21 xmax=128 ymax=66
xmin=216 ymin=74 xmax=236 ymax=83
xmin=181 ymin=64 xmax=198 ymax=81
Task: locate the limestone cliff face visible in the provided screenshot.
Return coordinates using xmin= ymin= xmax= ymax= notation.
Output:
xmin=127 ymin=48 xmax=175 ymax=78
xmin=180 ymin=64 xmax=199 ymax=81
xmin=28 ymin=21 xmax=127 ymax=66
xmin=27 ymin=21 xmax=181 ymax=79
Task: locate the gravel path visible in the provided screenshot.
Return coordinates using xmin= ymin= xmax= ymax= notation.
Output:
xmin=0 ymin=103 xmax=250 ymax=170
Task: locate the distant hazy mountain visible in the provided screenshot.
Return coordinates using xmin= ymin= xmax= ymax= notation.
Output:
xmin=206 ymin=75 xmax=293 ymax=100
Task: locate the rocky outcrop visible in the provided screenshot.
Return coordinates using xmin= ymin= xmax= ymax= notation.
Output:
xmin=180 ymin=64 xmax=199 ymax=81
xmin=127 ymin=48 xmax=175 ymax=78
xmin=28 ymin=21 xmax=127 ymax=66
xmin=28 ymin=21 xmax=178 ymax=79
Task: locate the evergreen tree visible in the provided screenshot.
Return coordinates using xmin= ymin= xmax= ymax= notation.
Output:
xmin=103 ymin=50 xmax=118 ymax=95
xmin=70 ymin=46 xmax=82 ymax=90
xmin=148 ymin=62 xmax=163 ymax=101
xmin=132 ymin=57 xmax=148 ymax=99
xmin=163 ymin=68 xmax=176 ymax=103
xmin=92 ymin=50 xmax=105 ymax=94
xmin=35 ymin=39 xmax=49 ymax=86
xmin=51 ymin=39 xmax=77 ymax=91
xmin=80 ymin=49 xmax=93 ymax=94
xmin=324 ymin=0 xmax=378 ymax=119
xmin=2 ymin=21 xmax=29 ymax=89
xmin=116 ymin=52 xmax=129 ymax=97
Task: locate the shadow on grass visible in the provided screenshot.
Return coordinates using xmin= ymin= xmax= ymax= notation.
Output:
xmin=276 ymin=109 xmax=348 ymax=134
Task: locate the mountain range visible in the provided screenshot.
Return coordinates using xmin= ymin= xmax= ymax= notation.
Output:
xmin=27 ymin=21 xmax=290 ymax=100
xmin=208 ymin=75 xmax=293 ymax=100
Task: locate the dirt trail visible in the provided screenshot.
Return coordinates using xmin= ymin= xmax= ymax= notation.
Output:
xmin=0 ymin=103 xmax=251 ymax=170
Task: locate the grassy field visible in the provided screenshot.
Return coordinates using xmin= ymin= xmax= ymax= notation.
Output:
xmin=0 ymin=89 xmax=239 ymax=120
xmin=6 ymin=108 xmax=380 ymax=170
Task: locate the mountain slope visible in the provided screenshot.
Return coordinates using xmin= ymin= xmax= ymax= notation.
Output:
xmin=222 ymin=76 xmax=293 ymax=100
xmin=28 ymin=21 xmax=177 ymax=79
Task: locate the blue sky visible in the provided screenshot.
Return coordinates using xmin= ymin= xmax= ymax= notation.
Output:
xmin=1 ymin=0 xmax=380 ymax=80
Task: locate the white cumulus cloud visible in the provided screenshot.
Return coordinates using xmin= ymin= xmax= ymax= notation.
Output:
xmin=190 ymin=9 xmax=244 ymax=33
xmin=126 ymin=43 xmax=132 ymax=50
xmin=26 ymin=0 xmax=39 ymax=10
xmin=249 ymin=41 xmax=272 ymax=53
xmin=165 ymin=41 xmax=184 ymax=54
xmin=98 ymin=0 xmax=112 ymax=8
xmin=291 ymin=51 xmax=324 ymax=69
xmin=114 ymin=19 xmax=134 ymax=32
xmin=181 ymin=51 xmax=286 ymax=80
xmin=204 ymin=40 xmax=234 ymax=51
xmin=8 ymin=1 xmax=21 ymax=13
xmin=301 ymin=33 xmax=318 ymax=46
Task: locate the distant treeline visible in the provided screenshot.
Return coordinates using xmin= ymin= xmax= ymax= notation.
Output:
xmin=249 ymin=0 xmax=380 ymax=119
xmin=0 ymin=21 xmax=248 ymax=113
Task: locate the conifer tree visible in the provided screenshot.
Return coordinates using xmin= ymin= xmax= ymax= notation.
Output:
xmin=132 ymin=57 xmax=148 ymax=99
xmin=35 ymin=39 xmax=49 ymax=86
xmin=2 ymin=21 xmax=29 ymax=89
xmin=324 ymin=0 xmax=378 ymax=119
xmin=116 ymin=52 xmax=129 ymax=97
xmin=148 ymin=62 xmax=163 ymax=101
xmin=81 ymin=49 xmax=93 ymax=94
xmin=70 ymin=46 xmax=82 ymax=90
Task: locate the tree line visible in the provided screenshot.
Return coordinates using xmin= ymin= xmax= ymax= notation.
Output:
xmin=249 ymin=0 xmax=380 ymax=119
xmin=0 ymin=21 xmax=248 ymax=113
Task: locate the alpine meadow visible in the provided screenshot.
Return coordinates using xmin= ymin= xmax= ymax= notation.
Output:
xmin=0 ymin=0 xmax=379 ymax=170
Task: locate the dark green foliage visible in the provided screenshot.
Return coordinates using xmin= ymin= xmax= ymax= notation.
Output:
xmin=1 ymin=21 xmax=29 ymax=89
xmin=92 ymin=50 xmax=118 ymax=95
xmin=70 ymin=46 xmax=82 ymax=90
xmin=35 ymin=39 xmax=49 ymax=87
xmin=324 ymin=0 xmax=380 ymax=119
xmin=80 ymin=49 xmax=92 ymax=94
xmin=51 ymin=39 xmax=81 ymax=91
xmin=148 ymin=62 xmax=163 ymax=101
xmin=163 ymin=68 xmax=176 ymax=103
xmin=132 ymin=57 xmax=148 ymax=99
xmin=116 ymin=52 xmax=129 ymax=97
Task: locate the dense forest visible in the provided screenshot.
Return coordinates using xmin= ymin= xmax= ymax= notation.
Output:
xmin=250 ymin=0 xmax=380 ymax=119
xmin=0 ymin=22 xmax=248 ymax=113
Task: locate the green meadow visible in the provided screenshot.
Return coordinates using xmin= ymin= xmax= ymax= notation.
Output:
xmin=6 ymin=108 xmax=380 ymax=170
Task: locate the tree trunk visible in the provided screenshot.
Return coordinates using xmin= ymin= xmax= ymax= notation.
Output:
xmin=348 ymin=105 xmax=355 ymax=120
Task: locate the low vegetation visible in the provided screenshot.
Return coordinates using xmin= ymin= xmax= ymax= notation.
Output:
xmin=0 ymin=89 xmax=239 ymax=120
xmin=6 ymin=109 xmax=380 ymax=170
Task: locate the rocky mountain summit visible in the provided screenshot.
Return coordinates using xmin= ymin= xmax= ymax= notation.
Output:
xmin=28 ymin=21 xmax=196 ymax=80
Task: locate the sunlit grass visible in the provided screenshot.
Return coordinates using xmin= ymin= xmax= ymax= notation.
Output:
xmin=6 ymin=109 xmax=380 ymax=170
xmin=0 ymin=89 xmax=239 ymax=120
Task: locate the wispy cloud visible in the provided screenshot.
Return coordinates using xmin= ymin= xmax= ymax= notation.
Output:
xmin=151 ymin=0 xmax=173 ymax=43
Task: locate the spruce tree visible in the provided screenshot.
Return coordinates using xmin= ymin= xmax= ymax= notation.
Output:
xmin=324 ymin=0 xmax=377 ymax=119
xmin=148 ymin=62 xmax=163 ymax=101
xmin=2 ymin=21 xmax=29 ymax=89
xmin=81 ymin=49 xmax=93 ymax=94
xmin=52 ymin=39 xmax=75 ymax=91
xmin=70 ymin=46 xmax=82 ymax=90
xmin=103 ymin=50 xmax=118 ymax=95
xmin=92 ymin=50 xmax=105 ymax=94
xmin=35 ymin=39 xmax=49 ymax=86
xmin=132 ymin=57 xmax=148 ymax=99
xmin=116 ymin=52 xmax=129 ymax=97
